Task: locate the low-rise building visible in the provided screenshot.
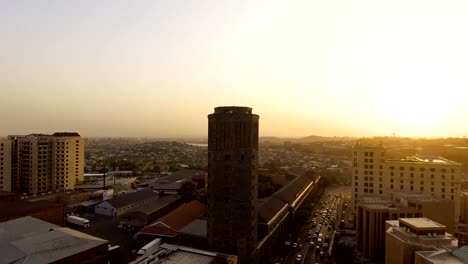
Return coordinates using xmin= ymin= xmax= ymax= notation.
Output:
xmin=0 ymin=197 xmax=65 ymax=226
xmin=119 ymin=194 xmax=180 ymax=227
xmin=95 ymin=189 xmax=158 ymax=216
xmin=0 ymin=216 xmax=108 ymax=264
xmin=415 ymin=246 xmax=468 ymax=264
xmin=134 ymin=200 xmax=207 ymax=246
xmin=130 ymin=243 xmax=237 ymax=264
xmin=357 ymin=192 xmax=455 ymax=261
xmin=385 ymin=218 xmax=458 ymax=264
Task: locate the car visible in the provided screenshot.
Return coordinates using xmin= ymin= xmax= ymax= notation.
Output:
xmin=313 ymin=234 xmax=318 ymax=239
xmin=306 ymin=235 xmax=311 ymax=241
xmin=296 ymin=254 xmax=302 ymax=262
xmin=316 ymin=245 xmax=320 ymax=250
xmin=298 ymin=244 xmax=303 ymax=250
xmin=310 ymin=241 xmax=315 ymax=246
xmin=292 ymin=243 xmax=297 ymax=248
xmin=328 ymin=226 xmax=332 ymax=231
xmin=308 ymin=229 xmax=313 ymax=235
xmin=320 ymin=251 xmax=324 ymax=257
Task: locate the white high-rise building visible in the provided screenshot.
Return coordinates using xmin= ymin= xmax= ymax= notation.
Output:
xmin=352 ymin=143 xmax=462 ymax=222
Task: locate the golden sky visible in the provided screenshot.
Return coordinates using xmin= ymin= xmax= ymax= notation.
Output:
xmin=1 ymin=0 xmax=468 ymax=138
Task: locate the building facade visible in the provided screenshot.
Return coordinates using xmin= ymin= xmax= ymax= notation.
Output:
xmin=385 ymin=218 xmax=458 ymax=264
xmin=352 ymin=144 xmax=462 ymax=222
xmin=9 ymin=132 xmax=84 ymax=194
xmin=0 ymin=139 xmax=12 ymax=192
xmin=356 ymin=192 xmax=455 ymax=261
xmin=207 ymin=106 xmax=259 ymax=264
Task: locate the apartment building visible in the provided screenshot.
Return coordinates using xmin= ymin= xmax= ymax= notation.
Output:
xmin=352 ymin=144 xmax=462 ymax=221
xmin=0 ymin=139 xmax=12 ymax=192
xmin=385 ymin=218 xmax=458 ymax=264
xmin=9 ymin=132 xmax=84 ymax=194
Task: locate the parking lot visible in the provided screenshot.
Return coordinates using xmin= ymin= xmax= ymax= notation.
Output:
xmin=66 ymin=214 xmax=141 ymax=264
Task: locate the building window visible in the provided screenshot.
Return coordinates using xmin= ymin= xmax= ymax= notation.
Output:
xmin=420 ymin=187 xmax=424 ymax=191
xmin=390 ymin=184 xmax=394 ymax=189
xmin=431 ymin=187 xmax=434 ymax=192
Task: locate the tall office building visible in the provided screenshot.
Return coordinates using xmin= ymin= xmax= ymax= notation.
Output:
xmin=207 ymin=106 xmax=259 ymax=264
xmin=352 ymin=144 xmax=462 ymax=222
xmin=0 ymin=139 xmax=12 ymax=192
xmin=9 ymin=133 xmax=84 ymax=194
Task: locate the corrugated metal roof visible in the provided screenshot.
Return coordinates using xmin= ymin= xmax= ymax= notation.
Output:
xmin=453 ymin=246 xmax=468 ymax=262
xmin=104 ymin=189 xmax=158 ymax=209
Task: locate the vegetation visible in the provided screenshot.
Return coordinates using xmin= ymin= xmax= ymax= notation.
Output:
xmin=178 ymin=181 xmax=197 ymax=202
xmin=258 ymin=174 xmax=283 ymax=199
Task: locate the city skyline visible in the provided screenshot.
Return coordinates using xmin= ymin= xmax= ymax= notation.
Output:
xmin=2 ymin=1 xmax=468 ymax=138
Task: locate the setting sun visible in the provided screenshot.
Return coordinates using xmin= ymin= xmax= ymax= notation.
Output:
xmin=373 ymin=61 xmax=467 ymax=135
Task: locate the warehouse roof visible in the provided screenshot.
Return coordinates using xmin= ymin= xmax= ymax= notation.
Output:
xmin=0 ymin=216 xmax=107 ymax=264
xmin=104 ymin=189 xmax=158 ymax=209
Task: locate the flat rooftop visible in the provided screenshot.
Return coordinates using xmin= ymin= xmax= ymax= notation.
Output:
xmin=0 ymin=216 xmax=108 ymax=264
xmin=387 ymin=156 xmax=461 ymax=166
xmin=400 ymin=218 xmax=446 ymax=231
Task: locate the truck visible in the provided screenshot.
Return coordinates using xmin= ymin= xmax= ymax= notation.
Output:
xmin=137 ymin=238 xmax=161 ymax=256
xmin=66 ymin=215 xmax=90 ymax=228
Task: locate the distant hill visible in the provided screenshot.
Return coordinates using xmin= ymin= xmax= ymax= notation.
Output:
xmin=260 ymin=135 xmax=356 ymax=144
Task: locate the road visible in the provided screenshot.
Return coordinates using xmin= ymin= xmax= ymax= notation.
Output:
xmin=285 ymin=185 xmax=351 ymax=264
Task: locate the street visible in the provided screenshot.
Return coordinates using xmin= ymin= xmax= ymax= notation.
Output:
xmin=284 ymin=185 xmax=351 ymax=264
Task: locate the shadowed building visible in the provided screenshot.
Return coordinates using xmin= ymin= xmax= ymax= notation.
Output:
xmin=207 ymin=106 xmax=259 ymax=264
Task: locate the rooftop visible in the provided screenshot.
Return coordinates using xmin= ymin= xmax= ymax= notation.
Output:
xmin=416 ymin=246 xmax=468 ymax=264
xmin=0 ymin=216 xmax=107 ymax=264
xmin=400 ymin=218 xmax=446 ymax=231
xmin=136 ymin=200 xmax=207 ymax=238
xmin=104 ymin=189 xmax=158 ymax=209
xmin=151 ymin=169 xmax=206 ymax=185
xmin=387 ymin=156 xmax=461 ymax=166
xmin=178 ymin=219 xmax=207 ymax=237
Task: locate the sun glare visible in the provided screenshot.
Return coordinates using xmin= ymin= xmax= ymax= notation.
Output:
xmin=374 ymin=62 xmax=467 ymax=132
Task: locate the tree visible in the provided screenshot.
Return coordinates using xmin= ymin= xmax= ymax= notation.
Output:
xmin=178 ymin=181 xmax=197 ymax=202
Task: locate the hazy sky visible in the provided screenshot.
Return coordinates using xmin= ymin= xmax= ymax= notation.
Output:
xmin=2 ymin=0 xmax=468 ymax=138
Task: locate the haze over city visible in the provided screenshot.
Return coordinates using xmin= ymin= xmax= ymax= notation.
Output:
xmin=2 ymin=0 xmax=468 ymax=138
